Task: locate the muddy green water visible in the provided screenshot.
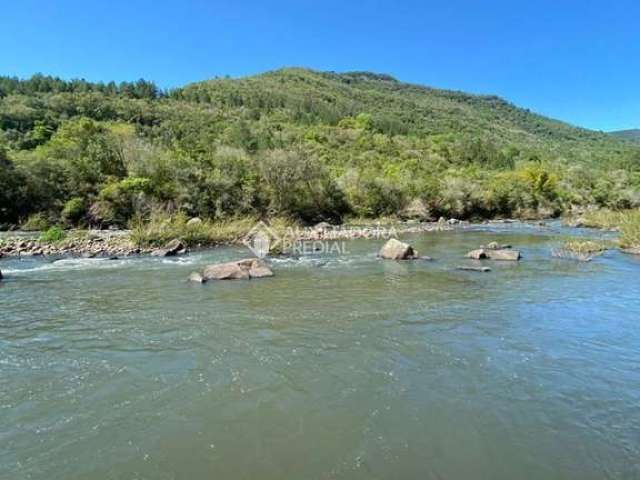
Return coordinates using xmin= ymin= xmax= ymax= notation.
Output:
xmin=1 ymin=223 xmax=639 ymax=479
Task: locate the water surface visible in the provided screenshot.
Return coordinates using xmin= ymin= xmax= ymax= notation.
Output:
xmin=1 ymin=224 xmax=639 ymax=479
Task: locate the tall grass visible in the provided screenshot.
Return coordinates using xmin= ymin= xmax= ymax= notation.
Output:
xmin=128 ymin=212 xmax=299 ymax=247
xmin=580 ymin=210 xmax=626 ymax=230
xmin=552 ymin=239 xmax=609 ymax=261
xmin=581 ymin=209 xmax=640 ymax=248
xmin=618 ymin=211 xmax=640 ymax=248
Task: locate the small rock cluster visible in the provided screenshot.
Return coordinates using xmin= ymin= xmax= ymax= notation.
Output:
xmin=466 ymin=242 xmax=521 ymax=261
xmin=0 ymin=237 xmax=147 ymax=258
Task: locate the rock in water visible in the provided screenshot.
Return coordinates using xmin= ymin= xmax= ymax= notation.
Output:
xmin=466 ymin=249 xmax=488 ymax=260
xmin=466 ymin=247 xmax=520 ymax=261
xmin=151 ymin=239 xmax=186 ymax=257
xmin=247 ymin=260 xmax=275 ymax=278
xmin=456 ymin=265 xmax=491 ymax=272
xmin=202 ymin=258 xmax=273 ymax=280
xmin=0 ymin=269 xmax=3 ymax=281
xmin=483 ymin=241 xmax=512 ymax=250
xmin=203 ymin=262 xmax=250 ymax=280
xmin=489 ymin=249 xmax=521 ymax=261
xmin=188 ymin=272 xmax=206 ymax=283
xmin=378 ymin=238 xmax=417 ymax=260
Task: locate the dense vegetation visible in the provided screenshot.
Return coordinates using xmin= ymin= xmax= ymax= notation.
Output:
xmin=1 ymin=68 xmax=639 ymax=230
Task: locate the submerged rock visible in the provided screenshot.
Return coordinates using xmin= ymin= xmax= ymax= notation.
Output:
xmin=466 ymin=247 xmax=521 ymax=261
xmin=457 ymin=265 xmax=491 ymax=272
xmin=151 ymin=239 xmax=186 ymax=257
xmin=201 ymin=258 xmax=273 ymax=281
xmin=188 ymin=272 xmax=206 ymax=283
xmin=378 ymin=238 xmax=418 ymax=260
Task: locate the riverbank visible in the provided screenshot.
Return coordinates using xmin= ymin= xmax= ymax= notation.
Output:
xmin=563 ymin=209 xmax=640 ymax=252
xmin=1 ymin=212 xmax=638 ymax=259
xmin=0 ymin=218 xmax=458 ymax=258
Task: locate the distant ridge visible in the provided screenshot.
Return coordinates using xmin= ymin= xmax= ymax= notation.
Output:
xmin=610 ymin=129 xmax=640 ymax=142
xmin=174 ymin=67 xmax=626 ymax=152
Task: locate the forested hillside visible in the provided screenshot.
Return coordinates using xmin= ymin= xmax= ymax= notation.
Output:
xmin=1 ymin=68 xmax=639 ymax=228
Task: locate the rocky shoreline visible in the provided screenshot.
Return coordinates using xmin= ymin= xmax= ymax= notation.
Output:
xmin=0 ymin=234 xmax=146 ymax=259
xmin=0 ymin=220 xmax=462 ymax=259
xmin=3 ymin=216 xmax=633 ymax=261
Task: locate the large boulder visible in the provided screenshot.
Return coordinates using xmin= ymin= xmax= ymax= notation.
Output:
xmin=201 ymin=258 xmax=273 ymax=281
xmin=378 ymin=238 xmax=417 ymax=260
xmin=466 ymin=249 xmax=488 ymax=260
xmin=245 ymin=259 xmax=275 ymax=278
xmin=187 ymin=217 xmax=202 ymax=227
xmin=489 ymin=249 xmax=521 ymax=261
xmin=151 ymin=239 xmax=186 ymax=257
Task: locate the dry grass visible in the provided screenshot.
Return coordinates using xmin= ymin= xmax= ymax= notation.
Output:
xmin=579 ymin=210 xmax=640 ymax=249
xmin=552 ymin=239 xmax=609 ymax=262
xmin=342 ymin=215 xmax=402 ymax=227
xmin=618 ymin=211 xmax=640 ymax=249
xmin=579 ymin=210 xmax=625 ymax=230
xmin=129 ymin=212 xmax=299 ymax=248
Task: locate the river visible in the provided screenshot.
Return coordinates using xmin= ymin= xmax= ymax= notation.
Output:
xmin=1 ymin=222 xmax=639 ymax=479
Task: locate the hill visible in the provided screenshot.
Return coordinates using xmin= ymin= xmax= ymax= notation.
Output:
xmin=1 ymin=68 xmax=639 ymax=228
xmin=611 ymin=129 xmax=640 ymax=142
xmin=174 ymin=68 xmax=619 ymax=151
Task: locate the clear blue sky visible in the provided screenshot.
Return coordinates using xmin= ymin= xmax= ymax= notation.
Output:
xmin=1 ymin=0 xmax=638 ymax=131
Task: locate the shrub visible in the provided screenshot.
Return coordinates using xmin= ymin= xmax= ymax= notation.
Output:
xmin=61 ymin=197 xmax=86 ymax=225
xmin=40 ymin=225 xmax=66 ymax=242
xmin=96 ymin=177 xmax=152 ymax=226
xmin=22 ymin=213 xmax=50 ymax=231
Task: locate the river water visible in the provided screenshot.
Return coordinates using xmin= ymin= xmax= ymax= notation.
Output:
xmin=1 ymin=223 xmax=639 ymax=479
